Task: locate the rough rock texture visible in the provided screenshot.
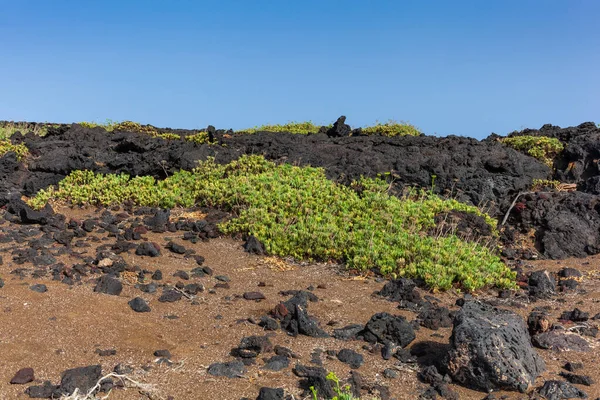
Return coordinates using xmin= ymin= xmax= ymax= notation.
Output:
xmin=511 ymin=191 xmax=600 ymax=259
xmin=446 ymin=301 xmax=545 ymax=393
xmin=538 ymin=380 xmax=589 ymax=400
xmin=59 ymin=365 xmax=102 ymax=396
xmin=360 ymin=312 xmax=416 ymax=348
xmin=10 ymin=121 xmax=550 ymax=218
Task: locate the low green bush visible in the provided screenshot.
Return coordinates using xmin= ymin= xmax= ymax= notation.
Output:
xmin=0 ymin=122 xmax=49 ymax=139
xmin=0 ymin=140 xmax=29 ymax=160
xmin=240 ymin=121 xmax=325 ymax=134
xmin=30 ymin=155 xmax=515 ymax=291
xmin=310 ymin=372 xmax=359 ymax=400
xmin=501 ymin=135 xmax=563 ymax=167
xmin=360 ymin=120 xmax=420 ymax=137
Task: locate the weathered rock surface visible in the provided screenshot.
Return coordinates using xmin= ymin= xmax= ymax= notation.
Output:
xmin=446 ymin=301 xmax=545 ymax=393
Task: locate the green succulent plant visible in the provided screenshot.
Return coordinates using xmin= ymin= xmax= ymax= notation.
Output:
xmin=0 ymin=140 xmax=29 ymax=160
xmin=501 ymin=135 xmax=563 ymax=167
xmin=30 ymin=155 xmax=515 ymax=291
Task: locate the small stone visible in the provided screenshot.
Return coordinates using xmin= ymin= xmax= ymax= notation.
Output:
xmin=30 ymin=284 xmax=47 ymax=293
xmin=10 ymin=368 xmax=34 ymax=384
xmin=128 ymin=297 xmax=151 ymax=312
xmin=94 ymin=276 xmax=123 ymax=296
xmin=166 ymin=241 xmax=186 ymax=254
xmin=564 ymin=362 xmax=584 ymax=372
xmin=243 ymin=291 xmax=266 ymax=301
xmin=207 ymin=360 xmax=246 ymax=378
xmin=135 ymin=242 xmax=160 ymax=257
xmin=173 ymin=270 xmax=190 ymax=280
xmin=154 ymin=349 xmax=171 ymax=358
xmin=337 ymin=349 xmax=364 ymax=369
xmin=95 ymin=349 xmax=117 ymax=356
xmin=559 ymin=371 xmax=594 ymax=386
xmin=158 ymin=290 xmax=182 ymax=303
xmin=215 ymin=275 xmax=230 ymax=282
xmin=151 ymin=270 xmax=163 ymax=280
xmin=383 ymin=368 xmax=398 ymax=379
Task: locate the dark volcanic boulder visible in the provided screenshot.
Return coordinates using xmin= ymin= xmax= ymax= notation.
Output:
xmin=270 ymin=291 xmax=328 ymax=337
xmin=446 ymin=301 xmax=545 ymax=393
xmin=512 ymin=191 xmax=600 ymax=259
xmin=538 ymin=380 xmax=588 ymax=400
xmin=59 ymin=365 xmax=102 ymax=395
xmin=360 ymin=312 xmax=416 ymax=348
xmin=326 ymin=116 xmax=352 ymax=138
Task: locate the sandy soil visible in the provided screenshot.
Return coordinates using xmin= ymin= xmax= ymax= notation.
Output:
xmin=0 ymin=206 xmax=598 ymax=400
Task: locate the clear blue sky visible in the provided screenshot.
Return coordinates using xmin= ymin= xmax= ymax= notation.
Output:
xmin=1 ymin=1 xmax=598 ymax=138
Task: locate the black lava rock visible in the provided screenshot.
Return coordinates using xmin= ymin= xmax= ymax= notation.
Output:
xmin=446 ymin=301 xmax=545 ymax=393
xmin=337 ymin=349 xmax=364 ymax=369
xmin=360 ymin=312 xmax=416 ymax=348
xmin=128 ymin=297 xmax=151 ymax=312
xmin=93 ymin=275 xmax=123 ymax=296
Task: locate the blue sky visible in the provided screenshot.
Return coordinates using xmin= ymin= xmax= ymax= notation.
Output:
xmin=1 ymin=1 xmax=598 ymax=138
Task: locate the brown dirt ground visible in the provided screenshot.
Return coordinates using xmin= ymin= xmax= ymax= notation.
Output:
xmin=0 ymin=206 xmax=599 ymax=400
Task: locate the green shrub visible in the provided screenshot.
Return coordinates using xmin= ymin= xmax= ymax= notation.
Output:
xmin=240 ymin=121 xmax=325 ymax=134
xmin=185 ymin=131 xmax=216 ymax=145
xmin=30 ymin=155 xmax=515 ymax=291
xmin=501 ymin=136 xmax=563 ymax=167
xmin=0 ymin=122 xmax=49 ymax=139
xmin=0 ymin=140 xmax=29 ymax=160
xmin=361 ymin=120 xmax=421 ymax=137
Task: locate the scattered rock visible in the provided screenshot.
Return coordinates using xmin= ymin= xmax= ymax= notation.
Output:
xmin=538 ymin=380 xmax=588 ymax=400
xmin=128 ymin=297 xmax=151 ymax=312
xmin=337 ymin=349 xmax=363 ymax=369
xmin=243 ymin=291 xmax=266 ymax=301
xmin=207 ymin=360 xmax=246 ymax=378
xmin=528 ymin=270 xmax=556 ymax=300
xmin=361 ymin=312 xmax=416 ymax=348
xmin=447 ymin=301 xmax=545 ymax=393
xmin=232 ymin=335 xmax=273 ymax=358
xmin=93 ymin=275 xmax=123 ymax=296
xmin=262 ymin=355 xmax=289 ymax=371
xmin=559 ymin=372 xmax=594 ymax=386
xmin=30 ymin=284 xmax=47 ymax=293
xmin=532 ymin=331 xmax=591 ymax=352
xmin=59 ymin=365 xmax=102 ymax=396
xmin=244 ymin=235 xmax=265 ymax=255
xmin=10 ymin=368 xmax=34 ymax=384
xmin=256 ymin=387 xmax=284 ymax=400
xmin=25 ymin=381 xmax=59 ymax=398
xmin=135 ymin=242 xmax=160 ymax=257
xmin=293 ymin=364 xmax=335 ymax=398
xmin=158 ymin=289 xmax=183 ymax=303
xmin=270 ymin=291 xmax=328 ymax=337
xmin=166 ymin=241 xmax=186 ymax=254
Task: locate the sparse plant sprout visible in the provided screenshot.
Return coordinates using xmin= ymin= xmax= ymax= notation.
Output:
xmin=501 ymin=135 xmax=564 ymax=167
xmin=30 ymin=155 xmax=516 ymax=291
xmin=531 ymin=179 xmax=560 ymax=191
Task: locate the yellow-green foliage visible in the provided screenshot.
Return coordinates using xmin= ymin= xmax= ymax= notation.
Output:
xmin=241 ymin=121 xmax=324 ymax=134
xmin=311 ymin=372 xmax=360 ymax=400
xmin=0 ymin=122 xmax=48 ymax=140
xmin=30 ymin=155 xmax=515 ymax=291
xmin=361 ymin=120 xmax=421 ymax=137
xmin=185 ymin=131 xmax=215 ymax=145
xmin=0 ymin=140 xmax=29 ymax=160
xmin=501 ymin=136 xmax=564 ymax=167
xmin=531 ymin=179 xmax=560 ymax=190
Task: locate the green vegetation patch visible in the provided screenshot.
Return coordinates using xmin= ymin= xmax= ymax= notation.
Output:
xmin=360 ymin=120 xmax=420 ymax=137
xmin=531 ymin=179 xmax=560 ymax=191
xmin=241 ymin=121 xmax=325 ymax=135
xmin=0 ymin=122 xmax=49 ymax=140
xmin=30 ymin=155 xmax=515 ymax=291
xmin=0 ymin=140 xmax=29 ymax=160
xmin=501 ymin=135 xmax=563 ymax=167
xmin=239 ymin=120 xmax=421 ymax=137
